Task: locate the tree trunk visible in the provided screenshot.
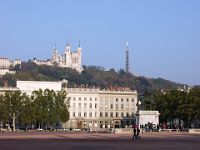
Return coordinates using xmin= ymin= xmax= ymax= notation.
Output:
xmin=26 ymin=123 xmax=28 ymax=132
xmin=0 ymin=121 xmax=3 ymax=131
xmin=172 ymin=119 xmax=174 ymax=128
xmin=12 ymin=113 xmax=16 ymax=132
xmin=45 ymin=124 xmax=48 ymax=131
xmin=178 ymin=118 xmax=181 ymax=127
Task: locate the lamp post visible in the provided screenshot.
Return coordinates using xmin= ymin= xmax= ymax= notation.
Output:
xmin=137 ymin=100 xmax=141 ymax=113
xmin=136 ymin=100 xmax=141 ymax=126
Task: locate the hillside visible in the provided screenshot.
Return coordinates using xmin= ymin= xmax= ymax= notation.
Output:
xmin=0 ymin=62 xmax=183 ymax=95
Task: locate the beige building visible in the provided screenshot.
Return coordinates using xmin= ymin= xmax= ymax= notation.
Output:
xmin=32 ymin=43 xmax=82 ymax=73
xmin=0 ymin=57 xmax=10 ymax=68
xmin=64 ymin=88 xmax=137 ymax=130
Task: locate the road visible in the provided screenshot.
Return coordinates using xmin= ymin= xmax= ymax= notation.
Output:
xmin=0 ymin=132 xmax=199 ymax=150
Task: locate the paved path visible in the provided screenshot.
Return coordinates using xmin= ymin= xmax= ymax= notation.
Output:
xmin=0 ymin=132 xmax=199 ymax=150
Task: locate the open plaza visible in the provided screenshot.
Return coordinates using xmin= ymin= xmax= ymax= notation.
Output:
xmin=0 ymin=131 xmax=199 ymax=150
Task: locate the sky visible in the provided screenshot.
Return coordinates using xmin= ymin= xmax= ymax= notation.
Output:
xmin=0 ymin=0 xmax=200 ymax=86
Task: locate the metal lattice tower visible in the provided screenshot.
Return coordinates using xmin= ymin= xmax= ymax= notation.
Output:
xmin=125 ymin=42 xmax=129 ymax=72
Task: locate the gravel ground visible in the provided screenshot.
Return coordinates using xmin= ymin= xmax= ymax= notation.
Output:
xmin=0 ymin=132 xmax=199 ymax=150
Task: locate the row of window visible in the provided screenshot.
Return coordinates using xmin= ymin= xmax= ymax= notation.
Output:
xmin=100 ymin=112 xmax=134 ymax=118
xmin=72 ymin=112 xmax=134 ymax=118
xmin=72 ymin=97 xmax=135 ymax=102
xmin=72 ymin=103 xmax=133 ymax=110
xmin=73 ymin=103 xmax=98 ymax=109
xmin=115 ymin=98 xmax=134 ymax=102
xmin=73 ymin=112 xmax=96 ymax=118
xmin=72 ymin=97 xmax=98 ymax=101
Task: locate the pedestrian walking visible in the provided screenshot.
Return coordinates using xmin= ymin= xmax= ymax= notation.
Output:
xmin=136 ymin=127 xmax=141 ymax=140
xmin=132 ymin=125 xmax=138 ymax=141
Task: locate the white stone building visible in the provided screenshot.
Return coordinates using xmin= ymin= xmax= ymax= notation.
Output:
xmin=10 ymin=59 xmax=21 ymax=67
xmin=0 ymin=57 xmax=21 ymax=75
xmin=32 ymin=43 xmax=82 ymax=73
xmin=136 ymin=110 xmax=160 ymax=126
xmin=16 ymin=80 xmax=62 ymax=96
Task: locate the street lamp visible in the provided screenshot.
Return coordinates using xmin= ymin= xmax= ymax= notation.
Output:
xmin=136 ymin=100 xmax=141 ymax=126
xmin=136 ymin=100 xmax=141 ymax=113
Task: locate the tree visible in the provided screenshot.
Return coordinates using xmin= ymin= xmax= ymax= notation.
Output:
xmin=55 ymin=90 xmax=69 ymax=123
xmin=180 ymin=88 xmax=200 ymax=128
xmin=153 ymin=88 xmax=200 ymax=128
xmin=3 ymin=91 xmax=25 ymax=131
xmin=32 ymin=89 xmax=46 ymax=129
xmin=164 ymin=89 xmax=182 ymax=128
xmin=32 ymin=89 xmax=69 ymax=130
xmin=0 ymin=62 xmax=183 ymax=95
xmin=140 ymin=89 xmax=156 ymax=110
xmin=43 ymin=89 xmax=57 ymax=130
xmin=20 ymin=95 xmax=35 ymax=131
xmin=0 ymin=95 xmax=9 ymax=130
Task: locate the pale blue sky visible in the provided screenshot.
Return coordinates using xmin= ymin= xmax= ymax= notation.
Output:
xmin=0 ymin=0 xmax=200 ymax=85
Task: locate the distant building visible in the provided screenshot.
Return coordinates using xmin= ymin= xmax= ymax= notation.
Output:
xmin=16 ymin=80 xmax=62 ymax=96
xmin=0 ymin=57 xmax=21 ymax=76
xmin=0 ymin=57 xmax=10 ymax=68
xmin=32 ymin=42 xmax=82 ymax=73
xmin=15 ymin=80 xmax=138 ymax=130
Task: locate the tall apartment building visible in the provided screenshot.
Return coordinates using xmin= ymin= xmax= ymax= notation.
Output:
xmin=32 ymin=43 xmax=82 ymax=73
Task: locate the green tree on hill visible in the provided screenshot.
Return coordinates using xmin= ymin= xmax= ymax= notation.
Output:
xmin=0 ymin=62 xmax=183 ymax=96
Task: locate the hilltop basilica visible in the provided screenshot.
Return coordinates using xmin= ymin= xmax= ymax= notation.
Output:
xmin=32 ymin=42 xmax=82 ymax=73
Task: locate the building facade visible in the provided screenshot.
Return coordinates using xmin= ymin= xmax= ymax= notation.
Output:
xmin=32 ymin=43 xmax=82 ymax=73
xmin=0 ymin=57 xmax=21 ymax=75
xmin=64 ymin=88 xmax=138 ymax=130
xmin=0 ymin=57 xmax=10 ymax=68
xmin=136 ymin=110 xmax=160 ymax=126
xmin=16 ymin=80 xmax=62 ymax=96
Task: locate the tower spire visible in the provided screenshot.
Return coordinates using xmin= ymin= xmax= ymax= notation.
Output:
xmin=126 ymin=42 xmax=128 ymax=48
xmin=54 ymin=44 xmax=56 ymax=50
xmin=125 ymin=42 xmax=129 ymax=73
xmin=78 ymin=40 xmax=81 ymax=48
xmin=67 ymin=41 xmax=70 ymax=46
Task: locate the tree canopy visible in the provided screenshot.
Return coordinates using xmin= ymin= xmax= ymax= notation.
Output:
xmin=0 ymin=62 xmax=183 ymax=96
xmin=0 ymin=89 xmax=69 ymax=131
xmin=141 ymin=88 xmax=200 ymax=128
